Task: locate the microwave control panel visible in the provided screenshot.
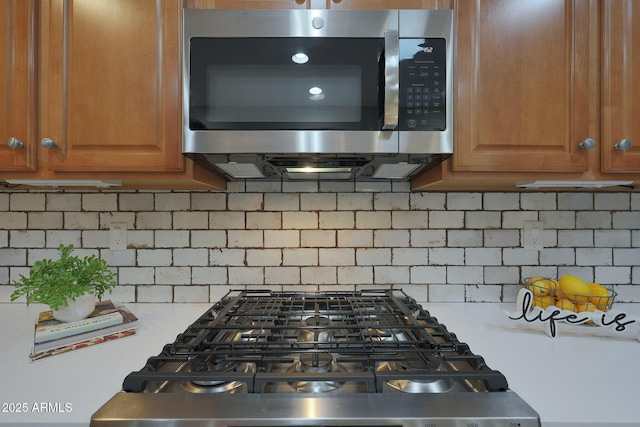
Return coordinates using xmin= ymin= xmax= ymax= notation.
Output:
xmin=398 ymin=38 xmax=447 ymax=131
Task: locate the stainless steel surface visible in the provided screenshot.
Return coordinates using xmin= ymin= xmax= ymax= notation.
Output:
xmin=579 ymin=137 xmax=597 ymax=150
xmin=6 ymin=137 xmax=24 ymax=149
xmin=182 ymin=9 xmax=454 ymax=181
xmin=40 ymin=137 xmax=58 ymax=149
xmin=92 ymin=391 xmax=540 ymax=427
xmin=383 ymin=29 xmax=399 ymax=131
xmin=614 ymin=138 xmax=632 ymax=151
xmin=91 ymin=290 xmax=540 ymax=427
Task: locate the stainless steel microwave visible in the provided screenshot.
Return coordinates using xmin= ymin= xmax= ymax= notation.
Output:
xmin=183 ymin=9 xmax=454 ymax=181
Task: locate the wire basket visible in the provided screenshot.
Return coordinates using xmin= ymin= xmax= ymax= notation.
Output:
xmin=522 ymin=277 xmax=616 ymax=313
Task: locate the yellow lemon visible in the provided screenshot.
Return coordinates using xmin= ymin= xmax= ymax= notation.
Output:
xmin=555 ymin=299 xmax=576 ymax=312
xmin=532 ymin=295 xmax=554 ymax=309
xmin=587 ymin=283 xmax=611 ymax=310
xmin=575 ymin=302 xmax=597 ymax=313
xmin=558 ymin=275 xmax=591 ymax=303
xmin=526 ymin=278 xmax=553 ymax=296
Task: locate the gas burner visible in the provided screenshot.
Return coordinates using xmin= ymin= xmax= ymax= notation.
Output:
xmin=181 ymin=355 xmax=255 ymax=394
xmin=368 ymin=326 xmax=408 ymax=342
xmin=287 ymin=353 xmax=346 ymax=392
xmin=298 ymin=315 xmax=334 ymax=342
xmin=377 ymin=358 xmax=453 ymax=394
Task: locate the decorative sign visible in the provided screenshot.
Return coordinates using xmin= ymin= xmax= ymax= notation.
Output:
xmin=505 ymin=288 xmax=640 ymax=339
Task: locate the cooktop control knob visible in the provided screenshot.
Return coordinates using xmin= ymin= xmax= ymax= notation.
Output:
xmin=312 ymin=17 xmax=324 ymax=29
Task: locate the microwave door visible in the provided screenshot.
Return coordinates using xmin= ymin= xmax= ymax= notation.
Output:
xmin=383 ymin=29 xmax=399 ymax=131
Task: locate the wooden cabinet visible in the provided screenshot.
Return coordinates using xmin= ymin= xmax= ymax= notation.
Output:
xmin=1 ymin=0 xmax=224 ymax=189
xmin=413 ymin=0 xmax=640 ymax=190
xmin=1 ymin=1 xmax=37 ymax=172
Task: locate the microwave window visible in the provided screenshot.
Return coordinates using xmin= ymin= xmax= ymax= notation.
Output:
xmin=189 ymin=37 xmax=384 ymax=131
xmin=206 ymin=65 xmax=362 ymax=123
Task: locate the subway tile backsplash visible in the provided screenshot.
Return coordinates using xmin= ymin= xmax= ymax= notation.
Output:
xmin=1 ymin=181 xmax=639 ymax=305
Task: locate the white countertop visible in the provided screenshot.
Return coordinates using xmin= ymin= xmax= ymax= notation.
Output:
xmin=1 ymin=301 xmax=639 ymax=427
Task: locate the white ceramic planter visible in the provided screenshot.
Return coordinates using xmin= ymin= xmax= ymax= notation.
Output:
xmin=52 ymin=294 xmax=97 ymax=322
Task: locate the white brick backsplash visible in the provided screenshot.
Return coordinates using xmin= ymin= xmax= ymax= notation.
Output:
xmin=10 ymin=193 xmax=46 ymax=211
xmin=28 ymin=212 xmax=63 ymax=229
xmin=192 ymin=267 xmax=227 ymax=285
xmin=319 ymin=212 xmax=354 ymax=229
xmin=229 ymin=266 xmax=264 ymax=284
xmin=173 ymin=212 xmax=208 ymax=229
xmin=300 ymin=230 xmax=334 ymax=248
xmin=338 ymin=230 xmax=372 ymax=248
xmin=558 ymin=192 xmax=593 ymax=210
xmin=448 ymin=230 xmax=483 ymax=247
xmin=595 ymin=230 xmax=630 ymax=247
xmin=410 ymin=266 xmax=446 ymax=284
xmin=595 ymin=193 xmax=630 ymax=210
xmin=356 ymin=211 xmax=391 ymax=229
xmin=155 ymin=230 xmax=190 ymax=248
xmin=483 ymin=192 xmax=520 ymax=210
xmin=119 ymin=193 xmax=154 ymax=211
xmin=337 ymin=193 xmax=372 ymax=210
xmin=521 ymin=193 xmax=556 ymax=210
xmin=302 ymin=266 xmax=337 ymax=284
xmin=138 ymin=249 xmax=172 ymax=266
xmin=228 ymin=230 xmax=263 ymax=248
xmin=265 ymin=230 xmax=300 ymax=248
xmin=392 ymin=211 xmax=428 ymax=229
xmin=155 ymin=193 xmax=190 ymax=211
xmin=137 ymin=212 xmax=172 ymax=229
xmin=410 ymin=192 xmax=445 ymax=210
xmin=246 ymin=249 xmax=282 ymax=266
xmin=174 ymin=248 xmax=209 ymax=266
xmin=0 ymin=212 xmax=27 ymax=229
xmin=576 ymin=211 xmax=611 ymax=229
xmin=374 ymin=230 xmax=409 ymax=247
xmin=265 ymin=267 xmax=300 ymax=285
xmin=429 ymin=211 xmax=464 ymax=229
xmin=337 ymin=266 xmax=372 ymax=284
xmin=392 ymin=248 xmax=426 ymax=266
xmin=283 ymin=212 xmax=318 ymax=229
xmin=447 ymin=193 xmax=482 ymax=210
xmin=318 ymin=248 xmax=354 ymax=266
xmin=191 ymin=230 xmax=226 ymax=248
xmin=228 ymin=193 xmax=263 ymax=211
xmin=283 ymin=248 xmax=318 ymax=266
xmin=82 ymin=193 xmax=117 ymax=211
xmin=576 ymin=248 xmax=612 ymax=266
xmin=301 ymin=193 xmax=336 ymax=211
xmin=211 ymin=248 xmax=245 ymax=266
xmin=247 ymin=212 xmax=281 ymax=230
xmin=10 ymin=230 xmax=45 ymax=248
xmin=174 ymin=286 xmax=209 ymax=303
xmin=1 ymin=189 xmax=639 ymax=304
xmin=356 ymin=248 xmax=391 ymax=266
xmin=411 ymin=230 xmax=446 ymax=247
xmin=210 ymin=212 xmax=245 ymax=229
xmin=264 ymin=193 xmax=299 ymax=211
xmin=191 ymin=193 xmax=226 ymax=211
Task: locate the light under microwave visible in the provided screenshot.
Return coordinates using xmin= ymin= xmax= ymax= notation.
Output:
xmin=183 ymin=9 xmax=454 ymax=181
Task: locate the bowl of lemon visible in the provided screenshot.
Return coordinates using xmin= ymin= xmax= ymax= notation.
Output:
xmin=523 ymin=275 xmax=615 ymax=313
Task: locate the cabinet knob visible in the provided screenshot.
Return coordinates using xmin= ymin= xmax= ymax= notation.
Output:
xmin=613 ymin=138 xmax=632 ymax=152
xmin=578 ymin=138 xmax=596 ymax=150
xmin=41 ymin=138 xmax=58 ymax=149
xmin=6 ymin=137 xmax=24 ymax=149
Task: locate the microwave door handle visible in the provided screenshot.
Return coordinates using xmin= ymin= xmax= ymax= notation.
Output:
xmin=383 ymin=29 xmax=399 ymax=130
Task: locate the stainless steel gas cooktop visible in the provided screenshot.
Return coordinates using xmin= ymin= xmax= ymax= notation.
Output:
xmin=91 ymin=289 xmax=540 ymax=427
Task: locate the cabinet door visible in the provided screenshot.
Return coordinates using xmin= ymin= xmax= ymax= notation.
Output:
xmin=0 ymin=0 xmax=37 ymax=172
xmin=452 ymin=0 xmax=595 ymax=173
xmin=601 ymin=0 xmax=640 ymax=173
xmin=39 ymin=0 xmax=182 ymax=172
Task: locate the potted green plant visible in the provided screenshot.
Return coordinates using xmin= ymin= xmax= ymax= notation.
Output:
xmin=10 ymin=244 xmax=117 ymax=322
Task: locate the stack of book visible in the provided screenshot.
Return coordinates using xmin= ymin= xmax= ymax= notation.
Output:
xmin=30 ymin=300 xmax=138 ymax=361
